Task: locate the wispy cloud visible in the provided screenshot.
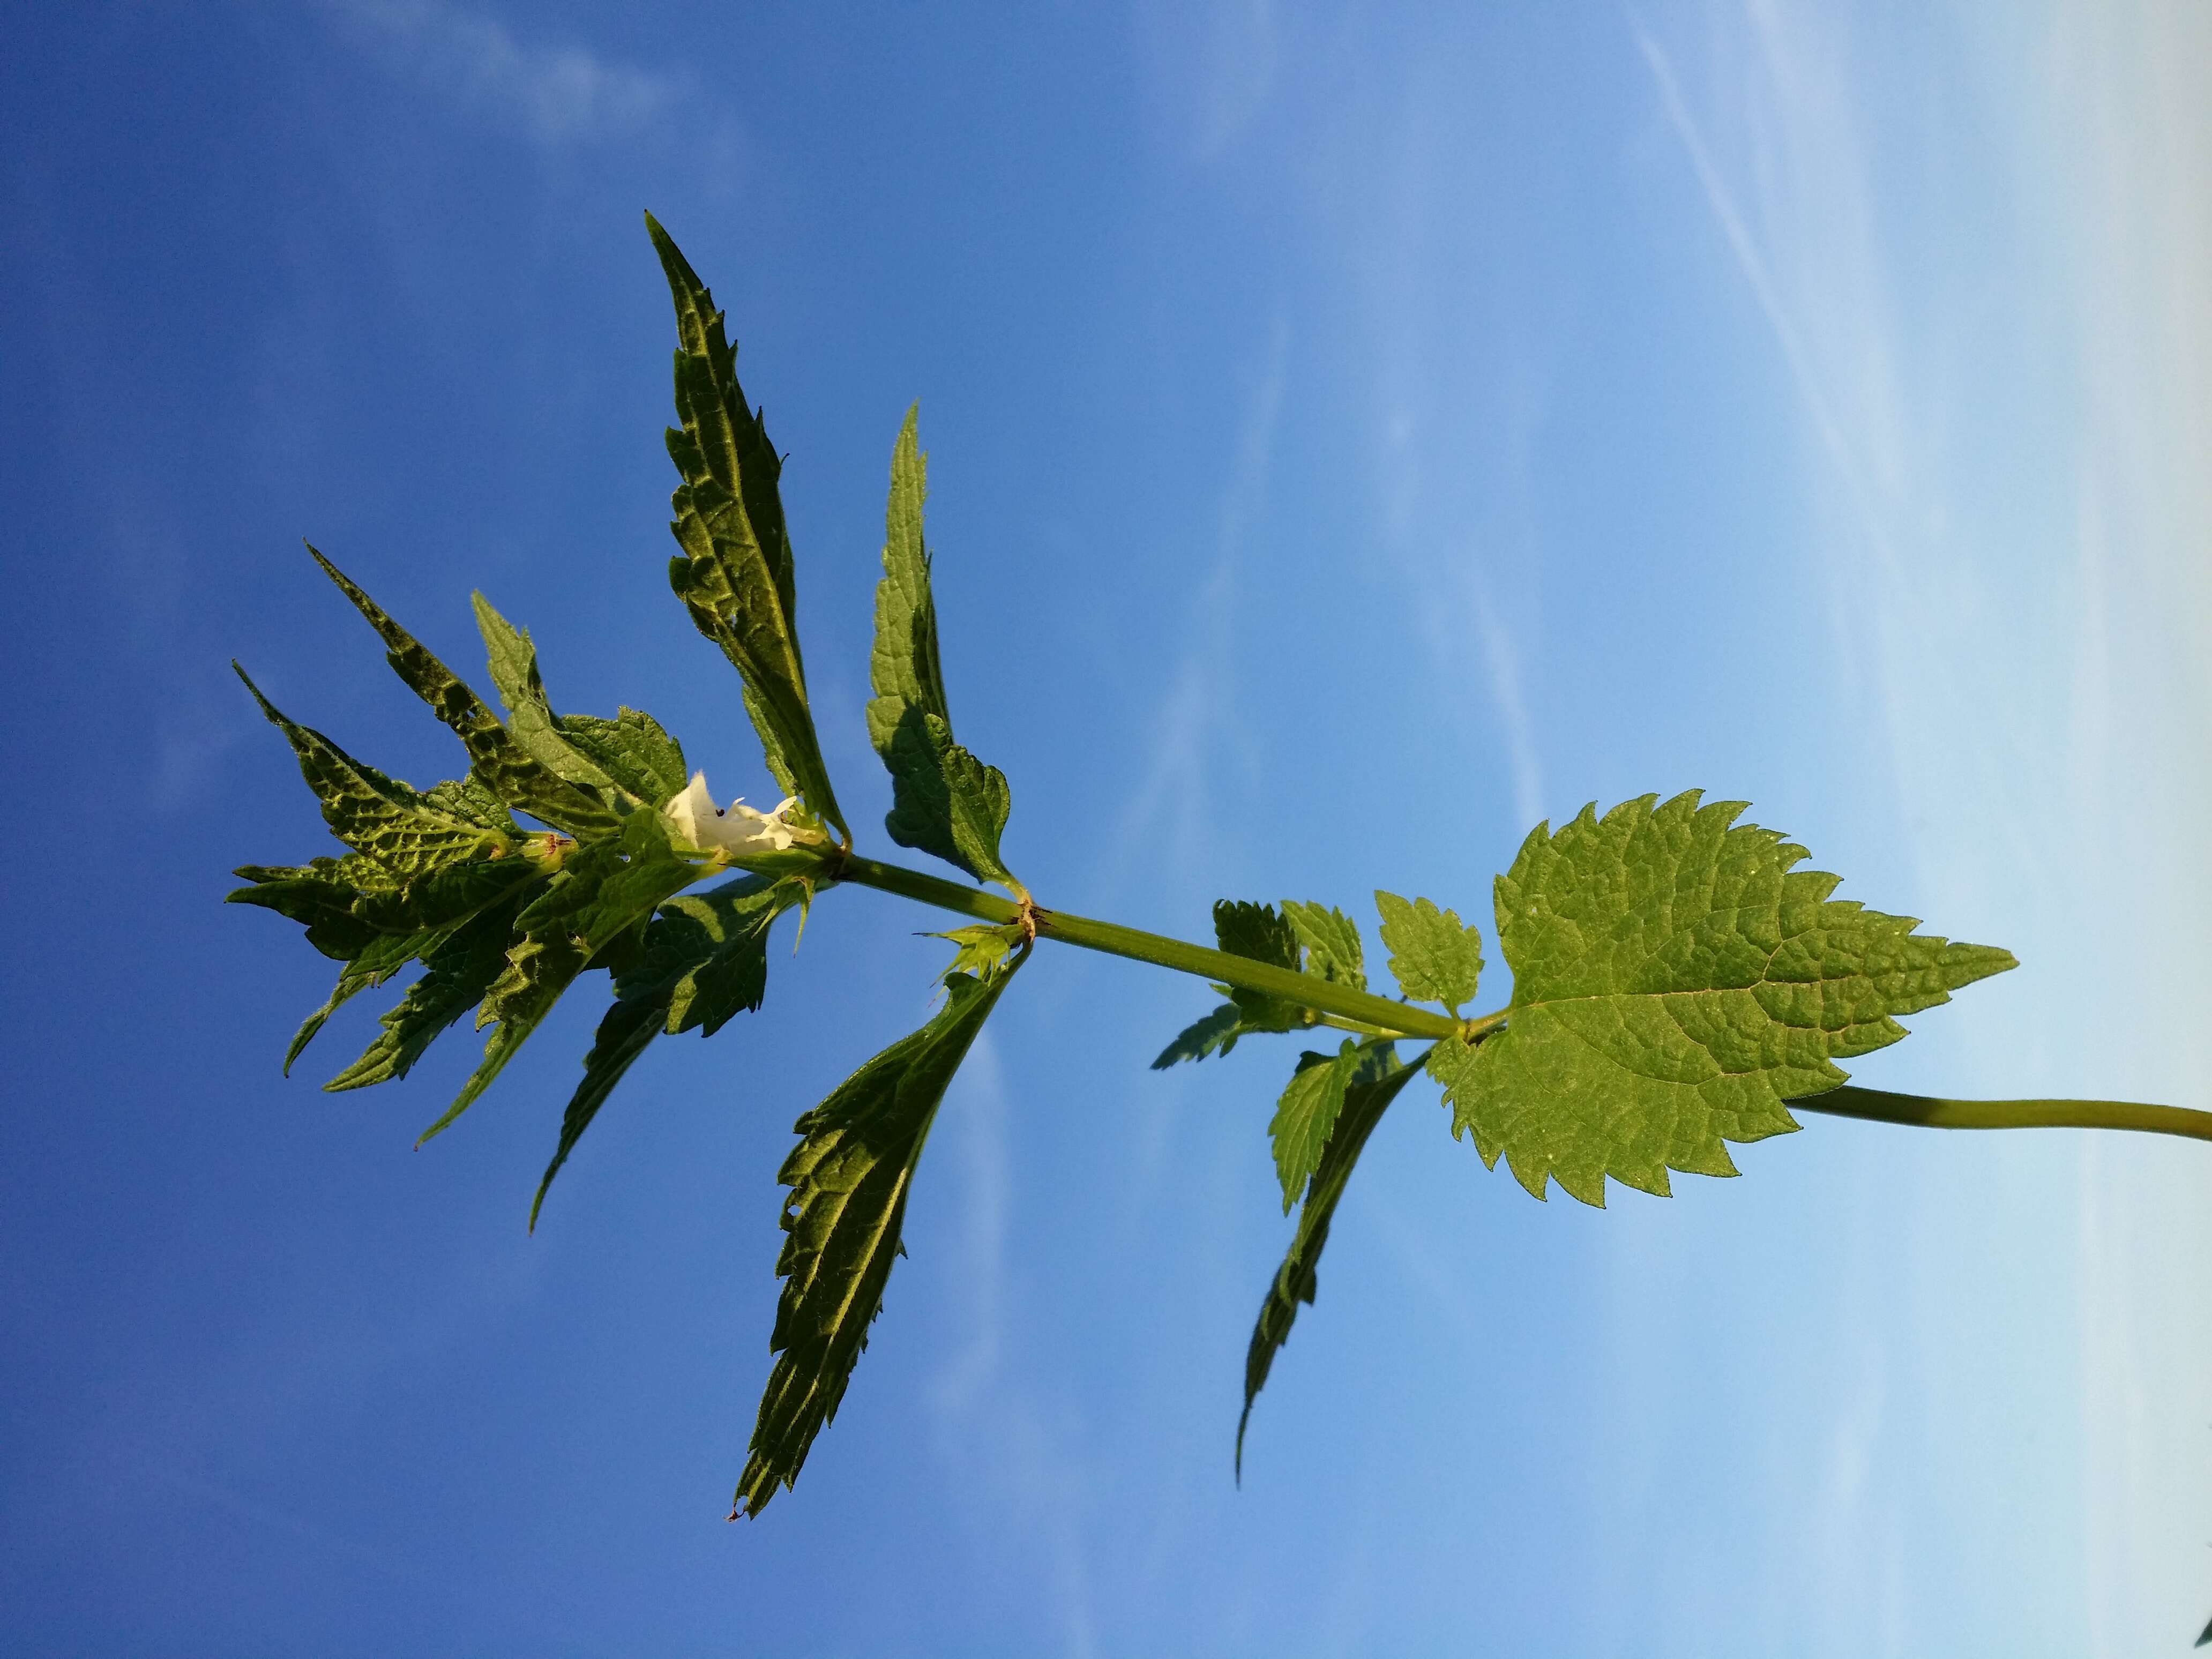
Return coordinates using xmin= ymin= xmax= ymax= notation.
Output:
xmin=1099 ymin=312 xmax=1288 ymax=891
xmin=2046 ymin=4 xmax=2212 ymax=1647
xmin=918 ymin=1033 xmax=1100 ymax=1657
xmin=326 ymin=0 xmax=684 ymax=145
xmin=1635 ymin=2 xmax=2212 ymax=1649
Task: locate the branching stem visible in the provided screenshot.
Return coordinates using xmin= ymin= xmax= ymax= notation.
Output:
xmin=830 ymin=854 xmax=2212 ymax=1143
xmin=832 ymin=853 xmax=1469 ymax=1041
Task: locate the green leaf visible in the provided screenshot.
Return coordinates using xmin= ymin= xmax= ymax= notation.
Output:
xmin=304 ymin=545 xmax=618 ymax=836
xmin=470 ymin=593 xmax=645 ymax=806
xmin=324 ymin=900 xmax=526 ymax=1092
xmin=660 ymin=880 xmax=794 ymax=1037
xmin=554 ymin=709 xmax=687 ymax=805
xmin=1427 ymin=792 xmax=2017 ymax=1206
xmin=419 ymin=810 xmax=703 ymax=1145
xmin=233 ymin=841 xmax=543 ymax=1080
xmin=528 ymin=875 xmax=797 ymax=1227
xmin=1238 ymin=1046 xmax=1422 ymax=1478
xmin=228 ymin=858 xmax=384 ymax=961
xmin=1373 ymin=890 xmax=1483 ymax=1013
xmin=350 ymin=851 xmax=540 ymax=935
xmin=646 ymin=213 xmax=848 ymax=841
xmin=734 ymin=951 xmax=1025 ymax=1518
xmin=929 ymin=923 xmax=1023 ymax=984
xmin=1151 ymin=1003 xmax=1244 ymax=1068
xmin=283 ymin=926 xmax=431 ymax=1073
xmin=235 ymin=665 xmax=512 ymax=876
xmin=1269 ymin=1041 xmax=1360 ymax=1211
xmin=864 ymin=407 xmax=1018 ymax=887
xmin=1212 ymin=900 xmax=1307 ymax=1033
xmin=1154 ymin=900 xmax=1370 ymax=1065
xmin=1280 ymin=900 xmax=1365 ymax=990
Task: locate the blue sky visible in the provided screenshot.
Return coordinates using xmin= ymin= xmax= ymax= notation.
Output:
xmin=4 ymin=2 xmax=2208 ymax=1653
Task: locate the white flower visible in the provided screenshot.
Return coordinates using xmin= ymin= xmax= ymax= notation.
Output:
xmin=662 ymin=771 xmax=803 ymax=856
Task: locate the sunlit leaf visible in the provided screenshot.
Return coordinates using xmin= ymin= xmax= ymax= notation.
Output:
xmin=1428 ymin=793 xmax=2015 ymax=1205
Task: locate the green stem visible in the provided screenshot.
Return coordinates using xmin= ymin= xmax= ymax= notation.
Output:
xmin=1795 ymin=1085 xmax=2212 ymax=1144
xmin=833 ymin=853 xmax=1466 ymax=1041
xmin=832 ymin=857 xmax=2212 ymax=1144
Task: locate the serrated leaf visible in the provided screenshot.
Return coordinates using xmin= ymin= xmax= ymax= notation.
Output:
xmin=470 ymin=594 xmax=647 ymax=809
xmin=284 ymin=925 xmax=432 ymax=1072
xmin=1280 ymin=900 xmax=1365 ymax=990
xmin=419 ymin=810 xmax=703 ymax=1145
xmin=1269 ymin=1041 xmax=1359 ymax=1211
xmin=350 ymin=851 xmax=540 ymax=935
xmin=324 ymin=899 xmax=525 ymax=1091
xmin=305 ymin=546 xmax=617 ymax=836
xmin=929 ymin=923 xmax=1022 ymax=984
xmin=646 ymin=213 xmax=848 ymax=841
xmin=655 ymin=878 xmax=795 ymax=1037
xmin=554 ymin=709 xmax=687 ymax=805
xmin=233 ymin=843 xmax=541 ymax=1078
xmin=1155 ymin=900 xmax=1366 ymax=1064
xmin=734 ymin=951 xmax=1025 ymax=1518
xmin=235 ymin=666 xmax=512 ymax=876
xmin=1212 ymin=900 xmax=1307 ymax=1032
xmin=228 ymin=859 xmax=383 ymax=961
xmin=528 ymin=875 xmax=798 ymax=1228
xmin=1428 ymin=791 xmax=2017 ymax=1206
xmin=1238 ymin=1045 xmax=1421 ymax=1477
xmin=1374 ymin=890 xmax=1483 ymax=1013
xmin=1151 ymin=1003 xmax=1244 ymax=1068
xmin=865 ymin=407 xmax=1018 ymax=887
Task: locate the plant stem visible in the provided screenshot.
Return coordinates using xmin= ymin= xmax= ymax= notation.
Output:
xmin=833 ymin=853 xmax=1468 ymax=1041
xmin=1794 ymin=1085 xmax=2212 ymax=1144
xmin=831 ymin=857 xmax=2212 ymax=1145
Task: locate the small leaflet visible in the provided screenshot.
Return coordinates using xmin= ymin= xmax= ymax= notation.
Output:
xmin=1268 ymin=1042 xmax=1359 ymax=1212
xmin=930 ymin=923 xmax=1024 ymax=984
xmin=1373 ymin=891 xmax=1483 ymax=1013
xmin=1280 ymin=901 xmax=1365 ymax=990
xmin=1151 ymin=1004 xmax=1244 ymax=1068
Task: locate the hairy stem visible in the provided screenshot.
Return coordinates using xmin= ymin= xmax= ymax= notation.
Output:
xmin=833 ymin=853 xmax=1466 ymax=1041
xmin=1795 ymin=1085 xmax=2212 ymax=1144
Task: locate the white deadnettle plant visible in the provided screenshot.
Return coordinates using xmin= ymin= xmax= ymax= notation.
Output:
xmin=229 ymin=213 xmax=2210 ymax=1538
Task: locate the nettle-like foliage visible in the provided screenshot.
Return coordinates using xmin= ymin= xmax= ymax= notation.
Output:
xmin=234 ymin=216 xmax=2212 ymax=1521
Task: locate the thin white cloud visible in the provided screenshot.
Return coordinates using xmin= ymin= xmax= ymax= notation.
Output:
xmin=1100 ymin=313 xmax=1288 ymax=890
xmin=916 ymin=1033 xmax=1101 ymax=1657
xmin=1466 ymin=579 xmax=1542 ymax=832
xmin=1133 ymin=0 xmax=1280 ymax=162
xmin=327 ymin=0 xmax=683 ymax=145
xmin=1635 ymin=1 xmax=2212 ymax=1649
xmin=2046 ymin=3 xmax=2212 ymax=1647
